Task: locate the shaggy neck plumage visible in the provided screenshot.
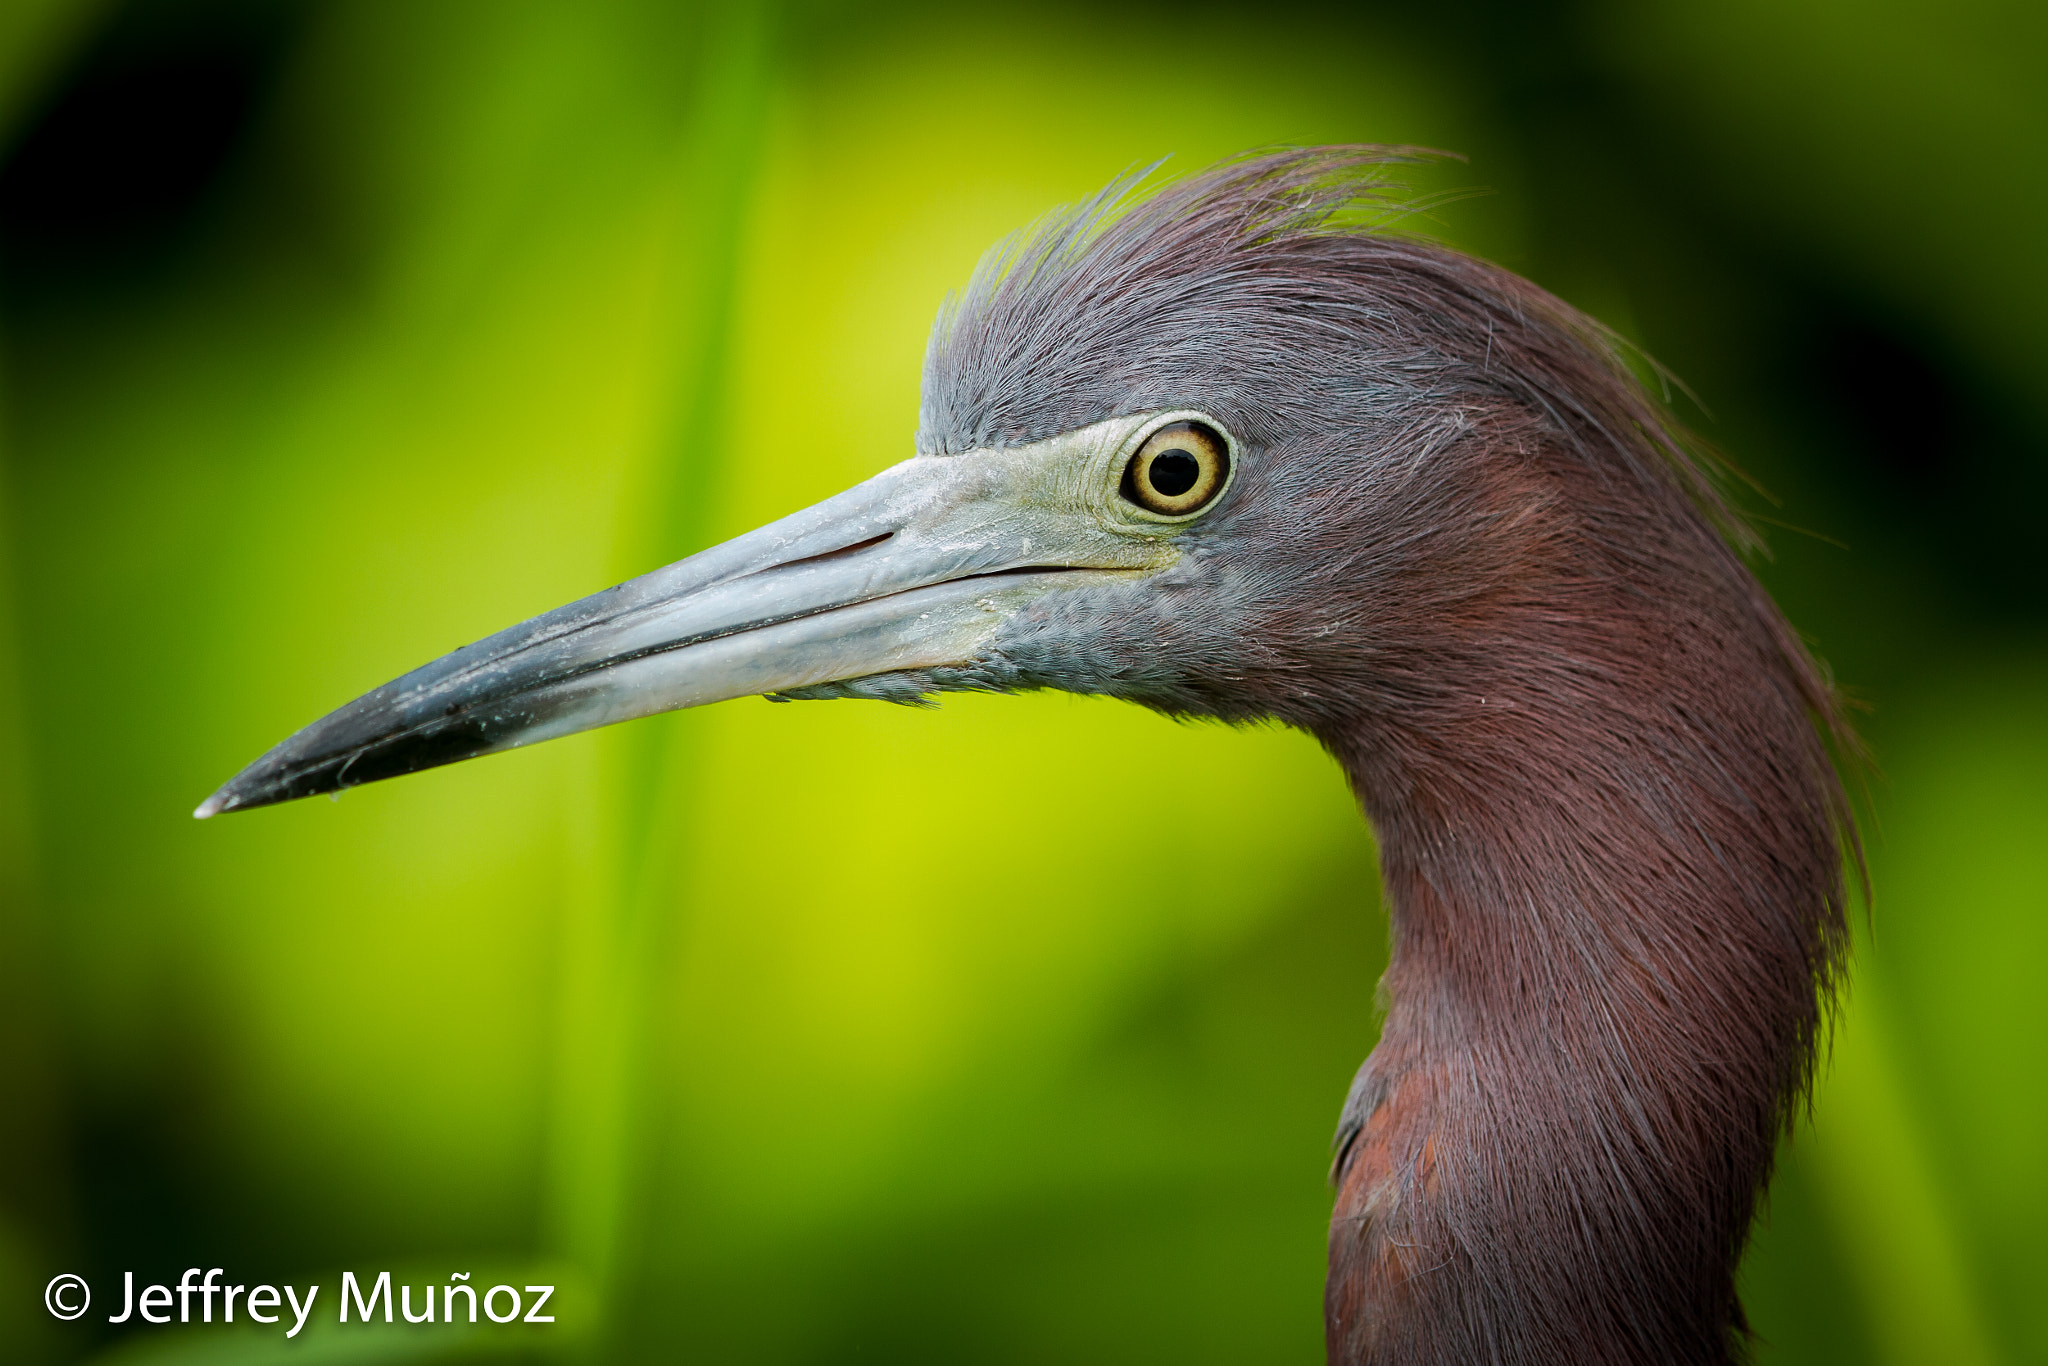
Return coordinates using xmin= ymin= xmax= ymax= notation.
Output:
xmin=1308 ymin=439 xmax=1847 ymax=1366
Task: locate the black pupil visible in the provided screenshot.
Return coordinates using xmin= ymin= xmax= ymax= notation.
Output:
xmin=1149 ymin=449 xmax=1200 ymax=497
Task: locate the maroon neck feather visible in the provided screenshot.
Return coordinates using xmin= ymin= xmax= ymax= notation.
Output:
xmin=1314 ymin=411 xmax=1854 ymax=1364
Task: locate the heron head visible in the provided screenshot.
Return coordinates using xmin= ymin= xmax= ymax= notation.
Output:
xmin=198 ymin=147 xmax=1686 ymax=816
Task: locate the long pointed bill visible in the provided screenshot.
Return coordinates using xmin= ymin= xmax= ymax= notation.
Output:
xmin=198 ymin=416 xmax=1181 ymax=816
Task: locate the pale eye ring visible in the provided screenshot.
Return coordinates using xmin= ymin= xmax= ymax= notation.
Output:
xmin=1121 ymin=420 xmax=1229 ymax=516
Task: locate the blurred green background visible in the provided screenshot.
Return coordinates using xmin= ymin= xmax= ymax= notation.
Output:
xmin=0 ymin=0 xmax=2040 ymax=1362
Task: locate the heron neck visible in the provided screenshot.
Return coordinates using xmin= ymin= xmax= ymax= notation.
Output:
xmin=1315 ymin=636 xmax=1835 ymax=1366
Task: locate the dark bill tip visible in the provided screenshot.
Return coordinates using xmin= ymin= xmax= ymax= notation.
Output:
xmin=194 ymin=703 xmax=556 ymax=818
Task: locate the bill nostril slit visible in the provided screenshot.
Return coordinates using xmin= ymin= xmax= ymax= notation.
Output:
xmin=774 ymin=532 xmax=894 ymax=571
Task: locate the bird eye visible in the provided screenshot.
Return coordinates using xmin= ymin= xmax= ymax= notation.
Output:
xmin=1121 ymin=420 xmax=1229 ymax=517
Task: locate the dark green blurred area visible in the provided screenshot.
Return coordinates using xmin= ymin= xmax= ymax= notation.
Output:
xmin=0 ymin=1 xmax=2040 ymax=1362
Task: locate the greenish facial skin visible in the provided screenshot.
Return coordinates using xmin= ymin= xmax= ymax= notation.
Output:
xmin=197 ymin=410 xmax=1240 ymax=816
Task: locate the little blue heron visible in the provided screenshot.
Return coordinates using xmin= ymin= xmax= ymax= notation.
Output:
xmin=201 ymin=148 xmax=1857 ymax=1365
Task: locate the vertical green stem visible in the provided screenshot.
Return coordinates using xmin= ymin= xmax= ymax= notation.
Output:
xmin=544 ymin=3 xmax=775 ymax=1359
